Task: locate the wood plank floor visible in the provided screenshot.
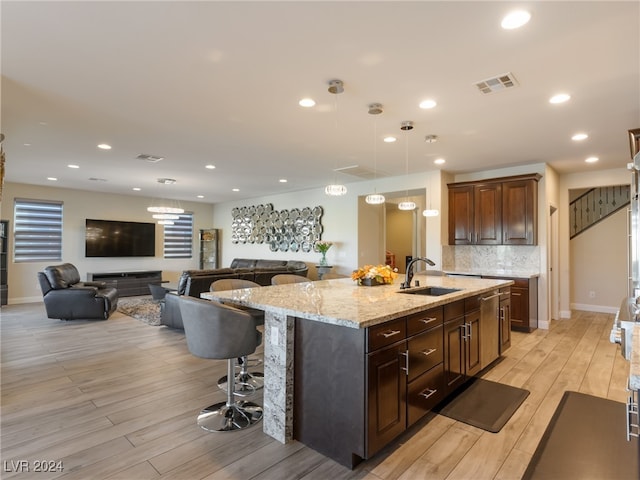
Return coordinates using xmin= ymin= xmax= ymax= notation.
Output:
xmin=0 ymin=303 xmax=630 ymax=479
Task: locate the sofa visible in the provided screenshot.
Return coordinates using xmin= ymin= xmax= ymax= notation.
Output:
xmin=37 ymin=263 xmax=119 ymax=320
xmin=160 ymin=258 xmax=308 ymax=329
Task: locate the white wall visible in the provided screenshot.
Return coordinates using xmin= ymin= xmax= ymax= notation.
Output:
xmin=570 ymin=208 xmax=627 ymax=312
xmin=558 ymin=168 xmax=630 ymax=317
xmin=1 ymin=182 xmax=214 ymax=303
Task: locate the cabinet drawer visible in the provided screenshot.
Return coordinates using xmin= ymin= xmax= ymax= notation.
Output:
xmin=367 ymin=318 xmax=406 ymax=352
xmin=408 ymin=325 xmax=443 ymax=381
xmin=407 ymin=307 xmax=443 ymax=336
xmin=407 ymin=363 xmax=445 ymax=426
xmin=444 ymin=299 xmax=465 ymax=322
xmin=464 ymin=294 xmax=483 ymax=312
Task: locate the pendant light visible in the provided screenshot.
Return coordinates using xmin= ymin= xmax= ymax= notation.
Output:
xmin=398 ymin=121 xmax=416 ymax=211
xmin=365 ymin=103 xmax=385 ymax=205
xmin=423 ymin=175 xmax=440 ymax=217
xmin=324 ymin=79 xmax=347 ymax=197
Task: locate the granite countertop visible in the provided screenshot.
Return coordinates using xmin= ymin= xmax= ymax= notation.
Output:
xmin=202 ymin=274 xmax=513 ymax=329
xmin=443 ymin=267 xmax=540 ymax=279
xmin=630 ymin=325 xmax=640 ymax=390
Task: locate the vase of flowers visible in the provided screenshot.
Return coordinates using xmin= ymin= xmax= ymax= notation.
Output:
xmin=314 ymin=240 xmax=333 ymax=266
xmin=351 ymin=264 xmax=398 ymax=286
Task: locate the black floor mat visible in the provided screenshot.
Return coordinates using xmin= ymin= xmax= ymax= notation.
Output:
xmin=435 ymin=377 xmax=529 ymax=433
xmin=523 ymin=391 xmax=639 ymax=480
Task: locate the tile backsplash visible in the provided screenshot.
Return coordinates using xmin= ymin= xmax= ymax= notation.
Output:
xmin=442 ymin=245 xmax=540 ymax=272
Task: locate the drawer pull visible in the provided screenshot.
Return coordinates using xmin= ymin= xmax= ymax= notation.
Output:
xmin=421 ymin=348 xmax=437 ymax=357
xmin=419 ymin=388 xmax=438 ymax=400
xmin=420 ymin=317 xmax=438 ymax=324
xmin=381 ymin=329 xmax=401 ymax=338
xmin=399 ymin=350 xmax=409 ymax=375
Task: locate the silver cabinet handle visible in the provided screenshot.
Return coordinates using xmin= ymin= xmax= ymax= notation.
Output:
xmin=381 ymin=329 xmax=401 ymax=338
xmin=399 ymin=350 xmax=409 ymax=376
xmin=420 ymin=317 xmax=438 ymax=325
xmin=419 ymin=388 xmax=438 ymax=400
xmin=481 ymin=292 xmax=501 ymax=302
xmin=465 ymin=322 xmax=472 ymax=340
xmin=421 ymin=348 xmax=437 ymax=357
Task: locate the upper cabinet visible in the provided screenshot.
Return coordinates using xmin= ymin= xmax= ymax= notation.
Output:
xmin=448 ymin=174 xmax=541 ymax=246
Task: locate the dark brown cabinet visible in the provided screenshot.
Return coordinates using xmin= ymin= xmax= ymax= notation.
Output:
xmin=484 ymin=276 xmax=538 ymax=332
xmin=448 ymin=174 xmax=540 ymax=246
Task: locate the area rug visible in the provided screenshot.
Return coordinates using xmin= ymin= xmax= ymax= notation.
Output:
xmin=117 ymin=296 xmax=161 ymax=326
xmin=434 ymin=377 xmax=529 ymax=433
xmin=522 ymin=391 xmax=639 ymax=480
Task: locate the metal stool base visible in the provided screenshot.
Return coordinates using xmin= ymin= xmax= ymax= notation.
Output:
xmin=197 ymin=401 xmax=263 ymax=432
xmin=218 ymin=371 xmax=264 ymax=396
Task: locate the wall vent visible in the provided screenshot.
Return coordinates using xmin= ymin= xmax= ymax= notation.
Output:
xmin=136 ymin=153 xmax=165 ymax=162
xmin=474 ymin=72 xmax=519 ymax=94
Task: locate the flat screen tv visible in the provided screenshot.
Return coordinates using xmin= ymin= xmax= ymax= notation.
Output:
xmin=85 ymin=219 xmax=155 ymax=257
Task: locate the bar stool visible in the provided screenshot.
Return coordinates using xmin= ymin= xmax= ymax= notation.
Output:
xmin=179 ymin=296 xmax=263 ymax=432
xmin=271 ymin=274 xmax=311 ymax=285
xmin=210 ymin=279 xmax=265 ymax=395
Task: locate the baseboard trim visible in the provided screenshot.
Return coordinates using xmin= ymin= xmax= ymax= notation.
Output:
xmin=570 ymin=303 xmax=618 ymax=314
xmin=560 ymin=310 xmax=572 ymax=319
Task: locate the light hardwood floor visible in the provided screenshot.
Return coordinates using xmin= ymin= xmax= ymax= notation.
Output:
xmin=0 ymin=302 xmax=630 ymax=479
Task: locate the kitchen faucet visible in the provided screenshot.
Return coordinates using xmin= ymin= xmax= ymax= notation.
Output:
xmin=402 ymin=257 xmax=436 ymax=289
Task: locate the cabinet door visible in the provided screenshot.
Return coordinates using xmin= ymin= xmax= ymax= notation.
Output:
xmin=502 ymin=179 xmax=537 ymax=245
xmin=448 ymin=186 xmax=474 ymax=245
xmin=510 ymin=286 xmax=529 ymax=330
xmin=465 ymin=309 xmax=482 ymax=377
xmin=367 ymin=341 xmax=407 ymax=456
xmin=443 ymin=318 xmax=466 ymax=394
xmin=474 ymin=183 xmax=502 ymax=245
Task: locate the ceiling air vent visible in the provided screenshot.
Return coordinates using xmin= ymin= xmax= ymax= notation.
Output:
xmin=474 ymin=72 xmax=519 ymax=94
xmin=334 ymin=165 xmax=389 ymax=180
xmin=136 ymin=153 xmax=165 ymax=163
xmin=157 ymin=178 xmax=177 ymax=185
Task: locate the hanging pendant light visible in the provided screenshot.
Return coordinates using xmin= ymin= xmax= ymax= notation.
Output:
xmin=398 ymin=121 xmax=416 ymax=211
xmin=366 ymin=103 xmax=385 ymax=205
xmin=325 ymin=79 xmax=347 ymax=197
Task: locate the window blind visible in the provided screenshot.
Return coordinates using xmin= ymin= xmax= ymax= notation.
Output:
xmin=163 ymin=213 xmax=193 ymax=259
xmin=14 ymin=198 xmax=63 ymax=262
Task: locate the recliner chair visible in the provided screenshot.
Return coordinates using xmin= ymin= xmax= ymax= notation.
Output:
xmin=37 ymin=263 xmax=118 ymax=320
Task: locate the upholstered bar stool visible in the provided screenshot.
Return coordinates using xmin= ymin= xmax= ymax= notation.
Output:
xmin=179 ymin=296 xmax=263 ymax=432
xmin=271 ymin=274 xmax=311 ymax=285
xmin=210 ymin=279 xmax=265 ymax=395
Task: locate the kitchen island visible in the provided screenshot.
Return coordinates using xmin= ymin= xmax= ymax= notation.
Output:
xmin=202 ymin=274 xmax=513 ymax=467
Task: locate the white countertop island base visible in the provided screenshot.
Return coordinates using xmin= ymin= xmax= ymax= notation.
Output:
xmin=202 ymin=275 xmax=512 ymax=466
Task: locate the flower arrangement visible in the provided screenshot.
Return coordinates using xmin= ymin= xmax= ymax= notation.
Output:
xmin=351 ymin=264 xmax=398 ymax=285
xmin=314 ymin=240 xmax=333 ymax=254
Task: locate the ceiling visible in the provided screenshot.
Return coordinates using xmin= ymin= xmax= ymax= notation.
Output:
xmin=2 ymin=1 xmax=639 ymax=205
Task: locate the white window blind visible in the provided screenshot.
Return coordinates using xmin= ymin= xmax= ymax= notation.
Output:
xmin=163 ymin=213 xmax=193 ymax=259
xmin=14 ymin=198 xmax=63 ymax=262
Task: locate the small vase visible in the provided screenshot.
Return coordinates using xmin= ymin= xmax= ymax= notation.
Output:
xmin=319 ymin=252 xmax=328 ymax=266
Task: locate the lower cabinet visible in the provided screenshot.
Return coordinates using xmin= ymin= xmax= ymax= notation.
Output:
xmin=483 ymin=276 xmax=538 ymax=331
xmin=293 ymin=297 xmax=501 ymax=469
xmin=499 ymin=287 xmax=512 ymax=353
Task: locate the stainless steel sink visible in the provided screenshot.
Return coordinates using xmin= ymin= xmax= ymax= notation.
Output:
xmin=397 ymin=286 xmax=461 ymax=296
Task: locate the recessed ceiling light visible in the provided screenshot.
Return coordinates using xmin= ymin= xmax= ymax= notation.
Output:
xmin=383 ymin=136 xmax=397 ymax=143
xmin=97 ymin=143 xmax=112 ymax=150
xmin=279 ymin=179 xmax=287 ymax=183
xmin=572 ymin=133 xmax=589 ymax=141
xmin=132 ymin=187 xmax=141 ymax=191
xmin=419 ymin=99 xmax=437 ymax=109
xmin=434 ymin=158 xmax=446 ymax=165
xmin=197 ymin=195 xmax=204 ymax=199
xmin=232 ymin=188 xmax=240 ymax=192
xmin=585 ymin=156 xmax=599 ymax=163
xmin=205 ymin=164 xmax=216 ymax=169
xmin=47 ymin=177 xmax=57 ymax=181
xmin=299 ymin=98 xmax=316 ymax=107
xmin=501 ymin=10 xmax=531 ymax=29
xmin=23 ymin=143 xmax=31 ymax=147
xmin=67 ymin=164 xmax=79 ymax=169
xmin=549 ymin=93 xmax=571 ymax=104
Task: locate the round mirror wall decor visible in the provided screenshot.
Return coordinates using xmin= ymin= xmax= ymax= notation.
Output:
xmin=231 ymin=203 xmax=324 ymax=252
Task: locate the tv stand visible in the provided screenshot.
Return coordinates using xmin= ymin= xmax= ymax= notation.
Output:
xmin=87 ymin=270 xmax=162 ymax=297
